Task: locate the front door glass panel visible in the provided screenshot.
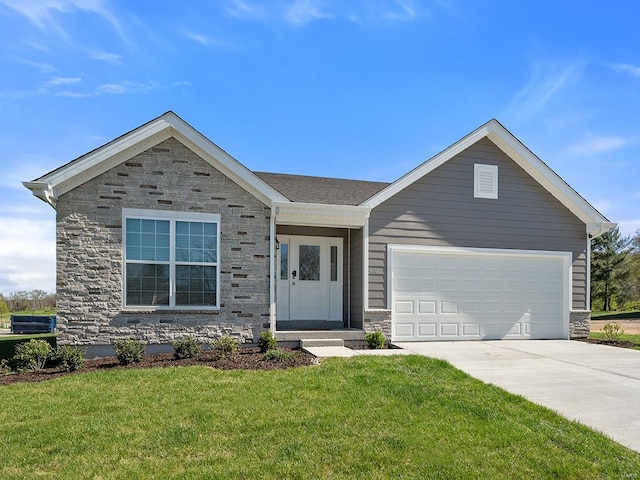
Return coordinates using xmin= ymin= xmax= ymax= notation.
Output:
xmin=299 ymin=245 xmax=320 ymax=281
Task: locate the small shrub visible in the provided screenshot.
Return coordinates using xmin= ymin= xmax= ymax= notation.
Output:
xmin=212 ymin=335 xmax=240 ymax=357
xmin=113 ymin=339 xmax=145 ymax=365
xmin=621 ymin=301 xmax=640 ymax=312
xmin=263 ymin=348 xmax=295 ymax=362
xmin=173 ymin=336 xmax=203 ymax=360
xmin=602 ymin=323 xmax=624 ymax=341
xmin=0 ymin=359 xmax=11 ymax=375
xmin=258 ymin=330 xmax=277 ymax=353
xmin=55 ymin=345 xmax=85 ymax=372
xmin=13 ymin=339 xmax=53 ymax=371
xmin=365 ymin=331 xmax=386 ymax=349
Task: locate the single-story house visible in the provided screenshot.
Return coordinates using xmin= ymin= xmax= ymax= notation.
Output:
xmin=24 ymin=112 xmax=614 ymax=347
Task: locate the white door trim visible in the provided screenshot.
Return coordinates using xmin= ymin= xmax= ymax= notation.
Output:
xmin=277 ymin=235 xmax=343 ymax=322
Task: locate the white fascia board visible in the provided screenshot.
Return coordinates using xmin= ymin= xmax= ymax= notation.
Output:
xmin=273 ymin=201 xmax=370 ymax=228
xmin=361 ymin=118 xmax=613 ymax=237
xmin=28 ymin=112 xmax=289 ymax=207
xmin=166 ymin=113 xmax=289 ymax=205
xmin=361 ymin=124 xmax=490 ymax=209
xmin=484 ymin=121 xmax=611 ymax=230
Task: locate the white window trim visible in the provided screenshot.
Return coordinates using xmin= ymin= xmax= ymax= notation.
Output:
xmin=474 ymin=163 xmax=498 ymax=199
xmin=122 ymin=208 xmax=221 ymax=311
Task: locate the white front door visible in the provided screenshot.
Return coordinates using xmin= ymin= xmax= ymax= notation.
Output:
xmin=277 ymin=235 xmax=342 ymax=321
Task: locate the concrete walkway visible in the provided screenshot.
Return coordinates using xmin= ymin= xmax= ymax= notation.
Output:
xmin=397 ymin=340 xmax=640 ymax=454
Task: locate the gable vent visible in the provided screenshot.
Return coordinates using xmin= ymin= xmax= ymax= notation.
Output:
xmin=474 ymin=164 xmax=498 ymax=199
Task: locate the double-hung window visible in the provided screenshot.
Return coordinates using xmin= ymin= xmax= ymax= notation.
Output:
xmin=123 ymin=209 xmax=220 ymax=309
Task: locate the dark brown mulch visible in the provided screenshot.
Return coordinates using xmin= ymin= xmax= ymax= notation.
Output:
xmin=0 ymin=347 xmax=318 ymax=386
xmin=579 ymin=338 xmax=639 ymax=349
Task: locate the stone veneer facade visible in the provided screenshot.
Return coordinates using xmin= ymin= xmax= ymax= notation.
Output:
xmin=56 ymin=137 xmax=271 ymax=346
xmin=569 ymin=310 xmax=591 ymax=339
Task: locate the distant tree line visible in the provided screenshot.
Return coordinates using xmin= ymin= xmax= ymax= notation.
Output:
xmin=591 ymin=228 xmax=640 ymax=311
xmin=0 ymin=290 xmax=57 ymax=314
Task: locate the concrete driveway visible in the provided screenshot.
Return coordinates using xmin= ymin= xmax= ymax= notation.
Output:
xmin=396 ymin=340 xmax=640 ymax=454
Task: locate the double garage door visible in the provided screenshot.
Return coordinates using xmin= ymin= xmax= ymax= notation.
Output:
xmin=390 ymin=246 xmax=570 ymax=341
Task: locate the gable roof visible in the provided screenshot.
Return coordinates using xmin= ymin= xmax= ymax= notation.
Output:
xmin=23 ymin=113 xmax=614 ymax=236
xmin=254 ymin=171 xmax=389 ymax=206
xmin=23 ymin=111 xmax=289 ymax=207
xmin=361 ymin=118 xmax=614 ymax=237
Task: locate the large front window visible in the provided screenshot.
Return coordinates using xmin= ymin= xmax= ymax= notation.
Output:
xmin=123 ymin=209 xmax=220 ymax=309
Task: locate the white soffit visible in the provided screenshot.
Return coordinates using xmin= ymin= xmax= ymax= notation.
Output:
xmin=361 ymin=119 xmax=614 ymax=237
xmin=273 ymin=201 xmax=370 ymax=228
xmin=25 ymin=112 xmax=289 ymax=207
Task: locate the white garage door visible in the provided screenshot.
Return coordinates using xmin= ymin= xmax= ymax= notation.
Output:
xmin=390 ymin=246 xmax=570 ymax=341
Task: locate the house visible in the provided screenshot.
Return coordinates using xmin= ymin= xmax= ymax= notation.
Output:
xmin=24 ymin=112 xmax=614 ymax=347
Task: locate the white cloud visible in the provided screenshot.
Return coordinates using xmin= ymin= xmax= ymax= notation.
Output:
xmin=12 ymin=57 xmax=56 ymax=73
xmin=617 ymin=219 xmax=640 ymax=237
xmin=182 ymin=31 xmax=235 ymax=49
xmin=88 ymin=50 xmax=123 ymax=64
xmin=0 ymin=216 xmax=56 ymax=295
xmin=502 ymin=61 xmax=582 ymax=123
xmin=284 ymin=0 xmax=331 ymax=26
xmin=225 ymin=0 xmax=266 ymax=20
xmin=611 ymin=63 xmax=640 ymax=77
xmin=384 ymin=0 xmax=418 ymax=21
xmin=567 ymin=134 xmax=633 ymax=156
xmin=0 ymin=0 xmax=126 ymax=42
xmin=43 ymin=76 xmax=82 ymax=87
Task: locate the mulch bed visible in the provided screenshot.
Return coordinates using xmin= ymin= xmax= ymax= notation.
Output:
xmin=579 ymin=338 xmax=639 ymax=349
xmin=0 ymin=347 xmax=318 ymax=386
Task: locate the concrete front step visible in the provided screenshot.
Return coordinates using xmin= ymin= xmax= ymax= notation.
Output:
xmin=300 ymin=338 xmax=344 ymax=348
xmin=276 ymin=329 xmax=365 ymax=342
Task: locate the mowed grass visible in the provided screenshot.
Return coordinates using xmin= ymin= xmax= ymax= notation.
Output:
xmin=1 ymin=356 xmax=639 ymax=479
xmin=590 ymin=331 xmax=640 ymax=350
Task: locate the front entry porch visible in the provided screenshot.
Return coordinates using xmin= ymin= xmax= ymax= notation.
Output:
xmin=273 ymin=226 xmax=364 ymax=332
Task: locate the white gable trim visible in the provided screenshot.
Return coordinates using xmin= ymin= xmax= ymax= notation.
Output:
xmin=361 ymin=119 xmax=614 ymax=237
xmin=24 ymin=112 xmax=289 ymax=208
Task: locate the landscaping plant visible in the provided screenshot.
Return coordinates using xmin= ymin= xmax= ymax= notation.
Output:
xmin=55 ymin=346 xmax=85 ymax=372
xmin=113 ymin=339 xmax=145 ymax=365
xmin=262 ymin=348 xmax=294 ymax=362
xmin=365 ymin=331 xmax=385 ymax=349
xmin=601 ymin=322 xmax=624 ymax=341
xmin=173 ymin=336 xmax=203 ymax=360
xmin=257 ymin=330 xmax=277 ymax=353
xmin=211 ymin=335 xmax=240 ymax=357
xmin=12 ymin=338 xmax=53 ymax=371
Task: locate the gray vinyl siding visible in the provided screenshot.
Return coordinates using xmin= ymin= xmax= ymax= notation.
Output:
xmin=368 ymin=138 xmax=588 ymax=310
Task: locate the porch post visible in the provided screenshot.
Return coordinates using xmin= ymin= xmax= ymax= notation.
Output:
xmin=270 ymin=210 xmax=276 ymax=333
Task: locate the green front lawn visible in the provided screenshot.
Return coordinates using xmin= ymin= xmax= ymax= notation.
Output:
xmin=590 ymin=332 xmax=640 ymax=350
xmin=591 ymin=310 xmax=640 ymax=320
xmin=1 ymin=356 xmax=638 ymax=479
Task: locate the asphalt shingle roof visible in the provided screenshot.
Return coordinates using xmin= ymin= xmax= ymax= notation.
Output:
xmin=254 ymin=171 xmax=390 ymax=206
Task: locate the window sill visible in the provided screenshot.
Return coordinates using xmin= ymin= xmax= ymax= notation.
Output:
xmin=121 ymin=308 xmax=220 ymax=314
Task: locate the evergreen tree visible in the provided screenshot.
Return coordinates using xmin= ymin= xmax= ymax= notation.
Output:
xmin=591 ymin=227 xmax=630 ymax=311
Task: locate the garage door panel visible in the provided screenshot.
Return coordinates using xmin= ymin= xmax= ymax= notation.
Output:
xmin=391 ymin=248 xmax=568 ymax=341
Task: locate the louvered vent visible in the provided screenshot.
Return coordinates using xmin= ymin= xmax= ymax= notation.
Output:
xmin=474 ymin=164 xmax=498 ymax=199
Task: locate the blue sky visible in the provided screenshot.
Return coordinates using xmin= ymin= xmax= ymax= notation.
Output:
xmin=1 ymin=0 xmax=639 ymax=295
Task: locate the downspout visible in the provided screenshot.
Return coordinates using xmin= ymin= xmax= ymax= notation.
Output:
xmin=269 ymin=209 xmax=276 ymax=334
